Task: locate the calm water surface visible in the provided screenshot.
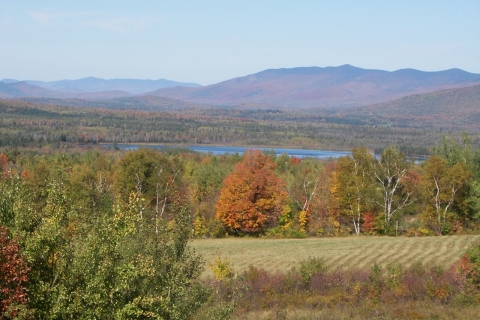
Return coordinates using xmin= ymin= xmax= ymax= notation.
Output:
xmin=110 ymin=144 xmax=351 ymax=159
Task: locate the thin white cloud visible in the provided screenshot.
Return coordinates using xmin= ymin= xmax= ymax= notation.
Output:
xmin=81 ymin=17 xmax=154 ymax=33
xmin=28 ymin=10 xmax=94 ymax=25
xmin=28 ymin=10 xmax=154 ymax=33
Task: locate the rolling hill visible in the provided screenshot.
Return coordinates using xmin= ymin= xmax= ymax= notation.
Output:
xmin=0 ymin=81 xmax=132 ymax=100
xmin=24 ymin=77 xmax=201 ymax=95
xmin=146 ymin=65 xmax=480 ymax=108
xmin=0 ymin=81 xmax=72 ymax=99
xmin=18 ymin=95 xmax=212 ymax=111
xmin=0 ymin=77 xmax=201 ymax=99
xmin=331 ymin=84 xmax=480 ymax=130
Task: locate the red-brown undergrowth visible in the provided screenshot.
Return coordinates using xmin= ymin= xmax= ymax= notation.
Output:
xmin=205 ymin=260 xmax=478 ymax=317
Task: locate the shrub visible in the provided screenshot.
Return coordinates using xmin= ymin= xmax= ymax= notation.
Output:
xmin=362 ymin=212 xmax=377 ymax=234
xmin=368 ymin=263 xmax=385 ymax=299
xmin=442 ymin=222 xmax=453 ymax=235
xmin=209 ymin=253 xmax=234 ymax=281
xmin=299 ymin=257 xmax=327 ymax=288
xmin=0 ymin=226 xmax=29 ymax=318
xmin=464 ymin=239 xmax=480 ymax=288
xmin=281 ymin=268 xmax=303 ymax=293
xmin=386 ymin=263 xmax=403 ymax=290
xmin=403 ymin=263 xmax=427 ymax=299
xmin=264 ymin=227 xmax=307 ymax=239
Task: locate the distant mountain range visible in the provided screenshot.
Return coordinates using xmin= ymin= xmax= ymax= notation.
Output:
xmin=0 ymin=77 xmax=201 ymax=99
xmin=2 ymin=65 xmax=480 ymax=108
xmin=146 ymin=65 xmax=480 ymax=108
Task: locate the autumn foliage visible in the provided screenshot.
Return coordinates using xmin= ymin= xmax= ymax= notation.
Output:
xmin=0 ymin=226 xmax=29 ymax=317
xmin=216 ymin=150 xmax=288 ymax=235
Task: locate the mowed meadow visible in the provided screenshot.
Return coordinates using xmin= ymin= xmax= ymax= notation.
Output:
xmin=191 ymin=235 xmax=480 ymax=277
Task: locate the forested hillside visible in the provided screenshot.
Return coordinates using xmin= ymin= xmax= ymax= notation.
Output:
xmin=334 ymin=84 xmax=480 ymax=130
xmin=1 ymin=99 xmax=476 ymax=155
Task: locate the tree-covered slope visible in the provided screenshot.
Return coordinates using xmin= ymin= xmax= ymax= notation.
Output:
xmin=334 ymin=84 xmax=480 ymax=130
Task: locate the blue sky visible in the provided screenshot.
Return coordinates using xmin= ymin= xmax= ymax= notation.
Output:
xmin=1 ymin=1 xmax=479 ymax=85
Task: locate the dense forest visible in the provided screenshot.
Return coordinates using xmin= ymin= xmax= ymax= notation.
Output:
xmin=331 ymin=84 xmax=480 ymax=131
xmin=2 ymin=99 xmax=478 ymax=155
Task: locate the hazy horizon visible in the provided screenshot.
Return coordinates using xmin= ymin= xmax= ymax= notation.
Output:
xmin=3 ymin=64 xmax=480 ymax=87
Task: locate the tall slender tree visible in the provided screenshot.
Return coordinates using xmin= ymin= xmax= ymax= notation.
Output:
xmin=372 ymin=147 xmax=415 ymax=232
xmin=335 ymin=147 xmax=375 ymax=234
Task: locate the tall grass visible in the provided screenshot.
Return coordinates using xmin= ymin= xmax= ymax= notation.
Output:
xmin=206 ymin=260 xmax=480 ymax=319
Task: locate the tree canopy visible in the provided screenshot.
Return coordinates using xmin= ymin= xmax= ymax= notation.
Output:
xmin=215 ymin=150 xmax=288 ymax=235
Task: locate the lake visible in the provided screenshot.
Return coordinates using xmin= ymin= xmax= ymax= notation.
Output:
xmin=109 ymin=144 xmax=351 ymax=159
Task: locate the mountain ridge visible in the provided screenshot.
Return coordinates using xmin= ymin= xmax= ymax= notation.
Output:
xmin=1 ymin=77 xmax=201 ymax=96
xmin=145 ymin=65 xmax=480 ymax=108
xmin=2 ymin=65 xmax=480 ymax=108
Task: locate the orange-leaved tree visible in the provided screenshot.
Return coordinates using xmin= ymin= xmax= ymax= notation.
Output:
xmin=215 ymin=150 xmax=288 ymax=235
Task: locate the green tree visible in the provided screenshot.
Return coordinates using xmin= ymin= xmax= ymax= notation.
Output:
xmin=47 ymin=193 xmax=213 ymax=319
xmin=114 ymin=149 xmax=181 ymax=232
xmin=422 ymin=155 xmax=472 ymax=233
xmin=468 ymin=181 xmax=480 ymax=221
xmin=435 ymin=133 xmax=473 ymax=168
xmin=281 ymin=157 xmax=325 ymax=233
xmin=0 ymin=151 xmax=229 ymax=319
xmin=185 ymin=156 xmax=232 ymax=237
xmin=434 ymin=134 xmax=480 ymax=227
xmin=21 ymin=169 xmax=74 ymax=318
xmin=335 ymin=147 xmax=375 ymax=234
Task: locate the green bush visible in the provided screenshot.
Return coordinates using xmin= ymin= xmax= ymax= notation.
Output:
xmin=465 ymin=239 xmax=480 ymax=288
xmin=264 ymin=227 xmax=307 ymax=239
xmin=368 ymin=263 xmax=385 ymax=298
xmin=299 ymin=257 xmax=327 ymax=287
xmin=386 ymin=263 xmax=403 ymax=290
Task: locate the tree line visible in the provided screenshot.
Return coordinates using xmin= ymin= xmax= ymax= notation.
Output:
xmin=207 ymin=135 xmax=479 ymax=237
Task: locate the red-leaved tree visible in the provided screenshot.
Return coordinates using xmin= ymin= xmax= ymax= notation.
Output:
xmin=0 ymin=226 xmax=29 ymax=318
xmin=215 ymin=150 xmax=287 ymax=235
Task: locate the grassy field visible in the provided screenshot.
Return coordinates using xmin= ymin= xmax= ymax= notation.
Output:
xmin=189 ymin=235 xmax=480 ymax=277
